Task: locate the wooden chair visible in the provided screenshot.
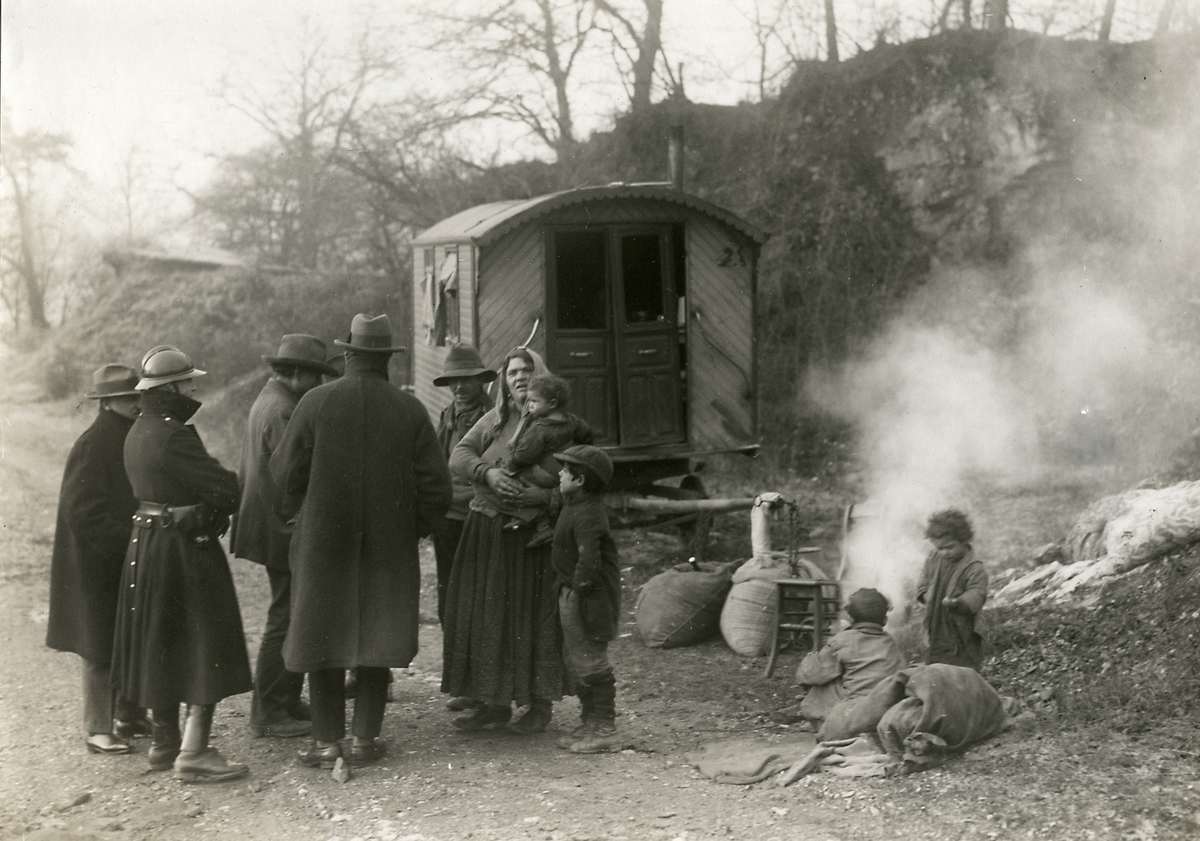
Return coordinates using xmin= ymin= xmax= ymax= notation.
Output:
xmin=763 ymin=578 xmax=841 ymax=677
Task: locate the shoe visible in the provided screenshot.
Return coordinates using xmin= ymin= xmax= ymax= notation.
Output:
xmin=288 ymin=700 xmax=312 ymax=721
xmin=507 ymin=700 xmax=552 ymax=735
xmin=347 ymin=737 xmax=387 ymax=767
xmin=148 ymin=713 xmax=182 ymax=772
xmin=85 ymin=734 xmax=132 ymax=755
xmin=446 ymin=696 xmax=482 ymax=712
xmin=297 ymin=740 xmax=342 ymax=769
xmin=555 ymin=721 xmax=593 ymax=750
xmin=251 ymin=715 xmax=311 ymax=738
xmin=113 ymin=716 xmax=153 ymax=739
xmin=566 ymin=721 xmax=622 ymax=754
xmin=452 ymin=704 xmax=511 ymax=732
xmin=173 ymin=747 xmax=249 ymax=783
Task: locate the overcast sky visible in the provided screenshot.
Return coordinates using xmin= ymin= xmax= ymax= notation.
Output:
xmin=1 ymin=0 xmax=1167 ymax=237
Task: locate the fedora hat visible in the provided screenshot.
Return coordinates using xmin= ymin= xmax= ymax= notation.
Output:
xmin=433 ymin=345 xmax=497 ymax=386
xmin=263 ymin=333 xmax=338 ymax=376
xmin=333 ymin=314 xmax=406 ymax=354
xmin=136 ymin=345 xmax=206 ymax=390
xmin=85 ymin=364 xmax=140 ymax=399
xmin=555 ymin=444 xmax=614 ymax=488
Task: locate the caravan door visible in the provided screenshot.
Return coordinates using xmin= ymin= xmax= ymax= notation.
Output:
xmin=611 ymin=227 xmax=684 ymax=446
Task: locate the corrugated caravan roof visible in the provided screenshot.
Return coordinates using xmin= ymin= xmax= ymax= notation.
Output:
xmin=412 ymin=184 xmax=767 ymax=247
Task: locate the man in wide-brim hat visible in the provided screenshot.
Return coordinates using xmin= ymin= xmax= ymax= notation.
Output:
xmin=47 ymin=365 xmax=149 ymax=756
xmin=432 ymin=346 xmax=496 ymax=627
xmin=231 ymin=334 xmax=336 ymax=739
xmin=272 ymin=314 xmax=451 ymax=769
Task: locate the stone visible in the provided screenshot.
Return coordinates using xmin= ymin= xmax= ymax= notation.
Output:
xmin=331 ymin=757 xmax=352 ymax=783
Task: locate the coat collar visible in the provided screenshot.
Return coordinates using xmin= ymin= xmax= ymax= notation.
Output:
xmin=140 ymin=388 xmax=201 ymax=423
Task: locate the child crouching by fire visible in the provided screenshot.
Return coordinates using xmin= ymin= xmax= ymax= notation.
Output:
xmin=781 ymin=588 xmax=906 ymax=730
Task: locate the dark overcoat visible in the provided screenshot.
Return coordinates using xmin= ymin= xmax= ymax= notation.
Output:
xmin=110 ymin=389 xmax=252 ymax=708
xmin=230 ymin=377 xmax=296 ymax=569
xmin=46 ymin=408 xmax=137 ymax=664
xmin=270 ymin=356 xmax=452 ymax=674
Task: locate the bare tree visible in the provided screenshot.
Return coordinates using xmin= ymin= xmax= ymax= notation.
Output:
xmin=593 ymin=0 xmax=665 ymax=114
xmin=1098 ymin=0 xmax=1118 ymax=39
xmin=430 ymin=0 xmax=598 ymax=165
xmin=0 ymin=126 xmax=73 ymax=329
xmin=824 ymin=0 xmax=840 ymax=62
xmin=212 ymin=18 xmax=398 ymax=269
xmin=984 ymin=0 xmax=1008 ymax=30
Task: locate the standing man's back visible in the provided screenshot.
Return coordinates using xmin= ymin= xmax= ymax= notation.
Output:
xmin=271 ymin=314 xmax=451 ymax=770
xmin=231 ymin=334 xmax=335 ymax=738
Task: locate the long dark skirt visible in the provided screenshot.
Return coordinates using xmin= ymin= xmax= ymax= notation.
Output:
xmin=111 ymin=528 xmax=252 ymax=709
xmin=440 ymin=511 xmax=564 ymax=707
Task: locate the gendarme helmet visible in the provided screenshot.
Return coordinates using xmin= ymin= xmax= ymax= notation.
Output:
xmin=135 ymin=345 xmax=207 ymax=391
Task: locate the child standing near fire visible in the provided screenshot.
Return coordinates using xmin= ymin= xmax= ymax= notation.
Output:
xmin=551 ymin=444 xmax=623 ymax=753
xmin=501 ymin=373 xmax=593 ymax=546
xmin=916 ymin=508 xmax=989 ymax=671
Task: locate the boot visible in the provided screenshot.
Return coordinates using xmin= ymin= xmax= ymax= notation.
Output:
xmin=148 ymin=706 xmax=181 ymax=771
xmin=507 ymin=698 xmax=552 ymax=735
xmin=556 ymin=685 xmax=594 ymax=749
xmin=173 ymin=704 xmax=248 ymax=784
xmin=567 ymin=674 xmax=621 ymax=754
xmin=453 ymin=704 xmax=511 ymax=732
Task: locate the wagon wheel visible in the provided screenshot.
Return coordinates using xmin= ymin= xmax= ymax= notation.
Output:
xmin=676 ymin=474 xmax=713 ymax=563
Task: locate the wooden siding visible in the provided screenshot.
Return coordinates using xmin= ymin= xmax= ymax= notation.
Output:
xmin=548 ymin=202 xmax=686 ymax=228
xmin=478 ymin=224 xmax=546 ymax=366
xmin=686 ymin=217 xmax=756 ymax=450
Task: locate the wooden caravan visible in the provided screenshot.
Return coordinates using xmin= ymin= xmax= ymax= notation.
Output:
xmin=411 ymin=184 xmax=765 ymax=491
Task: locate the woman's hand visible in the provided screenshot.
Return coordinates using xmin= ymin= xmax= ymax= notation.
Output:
xmin=484 ymin=468 xmax=523 ymax=498
xmin=510 ymin=485 xmax=550 ymax=508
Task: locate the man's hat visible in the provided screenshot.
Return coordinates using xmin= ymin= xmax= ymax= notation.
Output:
xmin=85 ymin=364 xmax=140 ymax=399
xmin=845 ymin=588 xmax=889 ymax=625
xmin=136 ymin=345 xmax=206 ymax=390
xmin=433 ymin=345 xmax=496 ymax=386
xmin=555 ymin=444 xmax=614 ymax=488
xmin=263 ymin=333 xmax=338 ymax=376
xmin=333 ymin=313 xmax=406 ymax=354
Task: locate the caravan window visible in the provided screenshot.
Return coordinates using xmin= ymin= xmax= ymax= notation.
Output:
xmin=553 ymin=230 xmax=607 ymax=330
xmin=620 ymin=233 xmax=665 ymax=324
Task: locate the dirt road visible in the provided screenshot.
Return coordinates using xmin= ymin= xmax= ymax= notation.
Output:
xmin=1 ymin=393 xmax=1197 ymax=841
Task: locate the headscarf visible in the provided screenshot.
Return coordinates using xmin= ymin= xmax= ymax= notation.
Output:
xmin=494 ymin=346 xmax=550 ymax=429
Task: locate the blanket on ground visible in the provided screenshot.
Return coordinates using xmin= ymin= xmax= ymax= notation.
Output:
xmin=685 ymin=735 xmax=818 ymax=784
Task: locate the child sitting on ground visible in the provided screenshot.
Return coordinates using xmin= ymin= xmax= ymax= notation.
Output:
xmin=551 ymin=444 xmax=622 ymax=753
xmin=789 ymin=587 xmax=906 ymax=729
xmin=502 ymin=373 xmax=593 ymax=547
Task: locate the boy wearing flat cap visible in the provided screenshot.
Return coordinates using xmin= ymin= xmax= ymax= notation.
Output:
xmin=551 ymin=444 xmax=623 ymax=754
xmin=792 ymin=587 xmax=906 ymax=727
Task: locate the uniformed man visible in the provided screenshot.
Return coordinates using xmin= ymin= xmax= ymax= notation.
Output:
xmin=46 ymin=364 xmax=148 ymax=754
xmin=231 ymin=334 xmax=335 ymax=738
xmin=110 ymin=345 xmax=253 ymax=783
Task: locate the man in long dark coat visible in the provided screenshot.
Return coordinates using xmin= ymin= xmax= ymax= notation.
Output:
xmin=111 ymin=345 xmax=252 ymax=783
xmin=272 ymin=314 xmax=451 ymax=769
xmin=231 ymin=334 xmax=335 ymax=738
xmin=47 ymin=364 xmax=146 ymax=755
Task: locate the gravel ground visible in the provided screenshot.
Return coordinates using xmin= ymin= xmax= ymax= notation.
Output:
xmin=1 ymin=392 xmax=1198 ymax=841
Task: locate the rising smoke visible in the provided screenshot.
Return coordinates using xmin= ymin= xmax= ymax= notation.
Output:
xmin=814 ymin=43 xmax=1200 ymax=621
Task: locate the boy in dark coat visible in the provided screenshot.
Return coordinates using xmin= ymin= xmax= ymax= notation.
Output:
xmin=271 ymin=314 xmax=452 ymax=770
xmin=504 ymin=373 xmax=593 ymax=547
xmin=917 ymin=509 xmax=989 ymax=670
xmin=793 ymin=588 xmax=906 ymax=726
xmin=551 ymin=444 xmax=623 ymax=754
xmin=46 ymin=364 xmax=147 ymax=755
xmin=112 ymin=345 xmax=252 ymax=783
xmin=231 ymin=334 xmax=335 ymax=738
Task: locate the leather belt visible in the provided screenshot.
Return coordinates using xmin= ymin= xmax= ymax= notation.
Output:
xmin=132 ymin=501 xmax=205 ymax=529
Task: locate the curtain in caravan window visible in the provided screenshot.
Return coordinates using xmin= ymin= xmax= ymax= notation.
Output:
xmin=440 ymin=249 xmax=460 ymax=345
xmin=421 ymin=249 xmax=438 ymax=345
